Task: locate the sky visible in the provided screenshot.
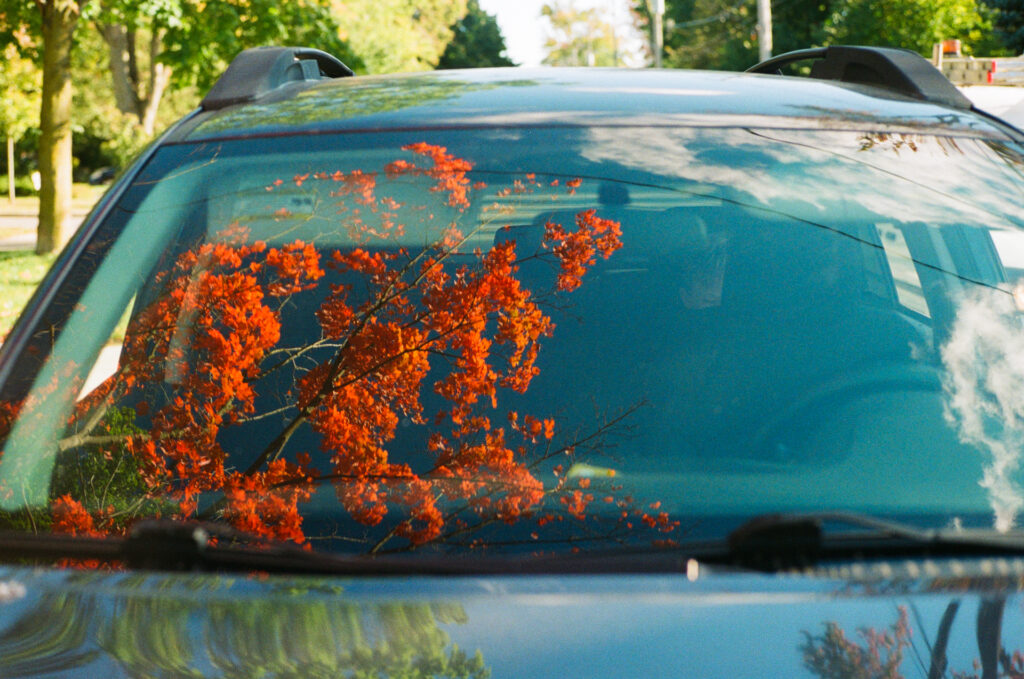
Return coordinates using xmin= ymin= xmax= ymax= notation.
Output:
xmin=478 ymin=0 xmax=644 ymax=67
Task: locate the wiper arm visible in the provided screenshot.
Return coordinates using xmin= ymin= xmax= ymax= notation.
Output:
xmin=720 ymin=511 xmax=1024 ymax=572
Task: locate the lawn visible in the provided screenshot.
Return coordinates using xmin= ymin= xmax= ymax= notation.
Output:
xmin=0 ymin=251 xmax=56 ymax=341
xmin=0 ymin=183 xmax=105 ymax=340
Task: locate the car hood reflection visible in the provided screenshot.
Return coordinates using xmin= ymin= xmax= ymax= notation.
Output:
xmin=3 ymin=564 xmax=1024 ymax=677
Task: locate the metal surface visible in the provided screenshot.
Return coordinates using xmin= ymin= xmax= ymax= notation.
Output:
xmin=0 ymin=563 xmax=1022 ymax=677
xmin=182 ymin=68 xmax=1012 ymax=144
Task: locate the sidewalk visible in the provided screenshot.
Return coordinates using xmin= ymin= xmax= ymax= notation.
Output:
xmin=0 ymin=185 xmax=104 ymax=251
xmin=0 ymin=212 xmax=88 ymax=250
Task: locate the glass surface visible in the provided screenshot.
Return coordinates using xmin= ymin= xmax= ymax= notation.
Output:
xmin=2 ymin=126 xmax=1024 ymax=555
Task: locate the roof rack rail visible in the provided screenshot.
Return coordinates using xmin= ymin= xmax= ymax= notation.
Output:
xmin=201 ymin=46 xmax=354 ymax=111
xmin=746 ymin=45 xmax=972 ymax=110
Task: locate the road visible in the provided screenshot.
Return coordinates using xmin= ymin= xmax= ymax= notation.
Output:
xmin=0 ymin=213 xmax=86 ymax=250
xmin=960 ymin=85 xmax=1024 ymax=126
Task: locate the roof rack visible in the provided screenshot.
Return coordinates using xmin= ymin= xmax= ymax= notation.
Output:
xmin=746 ymin=45 xmax=972 ymax=110
xmin=201 ymin=46 xmax=355 ymax=111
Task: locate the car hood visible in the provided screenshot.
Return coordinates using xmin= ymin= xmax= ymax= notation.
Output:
xmin=0 ymin=562 xmax=1021 ymax=677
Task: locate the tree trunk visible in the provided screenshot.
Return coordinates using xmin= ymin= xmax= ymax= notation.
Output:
xmin=140 ymin=28 xmax=170 ymax=136
xmin=37 ymin=0 xmax=82 ymax=255
xmin=927 ymin=600 xmax=960 ymax=679
xmin=100 ymin=23 xmax=171 ymax=136
xmin=99 ymin=23 xmax=140 ymax=116
xmin=977 ymin=597 xmax=1005 ymax=679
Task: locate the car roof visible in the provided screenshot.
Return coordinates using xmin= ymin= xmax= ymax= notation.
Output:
xmin=177 ymin=66 xmax=1014 ymax=143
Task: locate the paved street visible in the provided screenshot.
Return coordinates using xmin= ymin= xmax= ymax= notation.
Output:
xmin=0 ymin=213 xmax=86 ymax=250
xmin=961 ymin=85 xmax=1024 ymax=126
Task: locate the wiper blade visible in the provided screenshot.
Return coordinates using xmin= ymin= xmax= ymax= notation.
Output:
xmin=719 ymin=511 xmax=1024 ymax=571
xmin=0 ymin=523 xmax=710 ymax=576
xmin=0 ymin=521 xmax=486 ymax=576
xmin=7 ymin=513 xmax=1020 ymax=577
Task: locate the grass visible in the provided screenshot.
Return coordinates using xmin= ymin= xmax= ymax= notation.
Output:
xmin=0 ymin=183 xmax=106 ymax=340
xmin=0 ymin=251 xmax=134 ymax=344
xmin=0 ymin=251 xmax=57 ymax=341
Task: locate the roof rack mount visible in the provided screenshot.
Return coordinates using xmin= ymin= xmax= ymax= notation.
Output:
xmin=201 ymin=46 xmax=355 ymax=111
xmin=747 ymin=45 xmax=973 ymax=110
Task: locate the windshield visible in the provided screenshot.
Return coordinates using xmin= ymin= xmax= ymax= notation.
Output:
xmin=2 ymin=125 xmax=1024 ymax=557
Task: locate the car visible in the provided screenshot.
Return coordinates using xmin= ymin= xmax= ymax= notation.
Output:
xmin=1 ymin=44 xmax=1024 ymax=676
xmin=86 ymin=166 xmax=118 ymax=186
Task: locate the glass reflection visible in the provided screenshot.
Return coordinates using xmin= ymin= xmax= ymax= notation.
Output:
xmin=2 ymin=125 xmax=1024 ymax=551
xmin=943 ymin=286 xmax=1024 ymax=531
xmin=0 ymin=572 xmax=487 ymax=678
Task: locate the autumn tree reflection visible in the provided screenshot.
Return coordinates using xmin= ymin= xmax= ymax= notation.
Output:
xmin=0 ymin=142 xmax=678 ymax=555
xmin=801 ymin=607 xmax=911 ymax=679
xmin=802 ymin=593 xmax=1024 ymax=679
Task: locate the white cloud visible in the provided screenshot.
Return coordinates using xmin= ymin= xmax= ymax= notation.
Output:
xmin=943 ymin=287 xmax=1024 ymax=531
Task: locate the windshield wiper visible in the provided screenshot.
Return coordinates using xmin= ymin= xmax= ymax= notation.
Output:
xmin=0 ymin=521 xmax=501 ymax=576
xmin=6 ymin=513 xmax=1022 ymax=576
xmin=716 ymin=511 xmax=1024 ymax=571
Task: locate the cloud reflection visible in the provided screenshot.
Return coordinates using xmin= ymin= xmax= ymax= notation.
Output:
xmin=942 ymin=287 xmax=1024 ymax=531
xmin=582 ymin=127 xmax=1022 ymax=232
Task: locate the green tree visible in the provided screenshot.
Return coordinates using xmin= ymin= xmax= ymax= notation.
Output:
xmin=825 ymin=0 xmax=1002 ymax=56
xmin=89 ymin=1 xmax=179 ymax=137
xmin=1 ymin=0 xmax=360 ymax=253
xmin=333 ymin=0 xmax=469 ymax=73
xmin=0 ymin=38 xmax=40 ymax=202
xmin=630 ymin=0 xmax=761 ymax=70
xmin=160 ymin=0 xmax=361 ymax=91
xmin=91 ymin=0 xmax=361 ymax=136
xmin=980 ymin=0 xmax=1024 ymax=52
xmin=631 ymin=0 xmax=1002 ymax=72
xmin=542 ymin=0 xmax=620 ymax=66
xmin=2 ymin=0 xmax=142 ymax=253
xmin=437 ymin=0 xmax=515 ymax=69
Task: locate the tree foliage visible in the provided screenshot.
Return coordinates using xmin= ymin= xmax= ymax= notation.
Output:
xmin=801 ymin=608 xmax=911 ymax=679
xmin=630 ymin=0 xmax=760 ymax=70
xmin=825 ymin=0 xmax=1002 ymax=56
xmin=542 ymin=0 xmax=621 ymax=67
xmin=332 ymin=0 xmax=469 ymax=73
xmin=0 ymin=36 xmax=40 ymax=201
xmin=0 ymin=39 xmax=41 ymax=142
xmin=159 ymin=0 xmax=362 ymax=90
xmin=437 ymin=0 xmax=515 ymax=69
xmin=85 ymin=0 xmax=362 ymax=135
xmin=630 ymin=0 xmax=1007 ymax=71
xmin=981 ymin=0 xmax=1024 ymax=52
